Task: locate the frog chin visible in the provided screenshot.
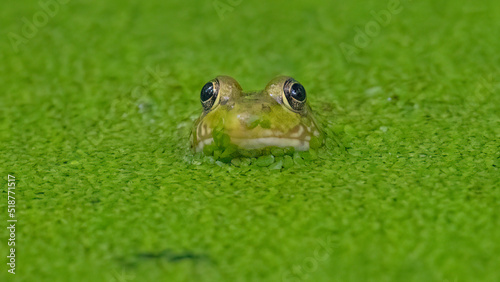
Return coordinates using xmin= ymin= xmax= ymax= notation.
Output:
xmin=230 ymin=137 xmax=310 ymax=150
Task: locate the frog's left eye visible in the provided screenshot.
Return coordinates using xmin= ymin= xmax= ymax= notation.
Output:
xmin=283 ymin=78 xmax=306 ymax=112
xmin=200 ymin=79 xmax=220 ymax=111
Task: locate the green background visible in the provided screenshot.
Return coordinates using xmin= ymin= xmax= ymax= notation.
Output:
xmin=1 ymin=0 xmax=499 ymax=281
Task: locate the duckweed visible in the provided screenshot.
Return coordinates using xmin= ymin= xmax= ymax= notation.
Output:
xmin=3 ymin=0 xmax=499 ymax=281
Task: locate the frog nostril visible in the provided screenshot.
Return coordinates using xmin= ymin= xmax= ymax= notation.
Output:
xmin=261 ymin=104 xmax=271 ymax=112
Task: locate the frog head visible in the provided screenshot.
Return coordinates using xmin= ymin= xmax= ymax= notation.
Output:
xmin=191 ymin=76 xmax=324 ymax=155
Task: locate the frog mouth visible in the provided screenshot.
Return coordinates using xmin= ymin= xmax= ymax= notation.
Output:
xmin=194 ymin=123 xmax=315 ymax=152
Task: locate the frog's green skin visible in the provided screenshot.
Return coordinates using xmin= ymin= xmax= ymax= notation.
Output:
xmin=191 ymin=76 xmax=324 ymax=155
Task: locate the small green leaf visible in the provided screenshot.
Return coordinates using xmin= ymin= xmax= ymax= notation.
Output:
xmin=284 ymin=147 xmax=295 ymax=156
xmin=268 ymin=159 xmax=283 ymax=170
xmin=293 ymin=152 xmax=305 ymax=165
xmin=260 ymin=119 xmax=271 ymax=128
xmin=271 ymin=147 xmax=285 ymax=157
xmin=283 ymin=155 xmax=294 ymax=168
xmin=213 ymin=150 xmax=222 ymax=160
xmin=247 ymin=116 xmax=260 ymax=129
xmin=203 ymin=143 xmax=216 ymax=156
xmin=310 ymin=136 xmax=321 ymax=149
xmin=255 ymin=155 xmax=275 ymax=167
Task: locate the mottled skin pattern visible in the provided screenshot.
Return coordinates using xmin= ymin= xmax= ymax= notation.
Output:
xmin=191 ymin=76 xmax=324 ymax=153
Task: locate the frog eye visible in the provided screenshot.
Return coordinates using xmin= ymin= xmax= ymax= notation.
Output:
xmin=200 ymin=79 xmax=220 ymax=111
xmin=283 ymin=78 xmax=306 ymax=112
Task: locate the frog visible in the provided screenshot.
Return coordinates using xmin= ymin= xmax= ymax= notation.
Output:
xmin=191 ymin=76 xmax=324 ymax=161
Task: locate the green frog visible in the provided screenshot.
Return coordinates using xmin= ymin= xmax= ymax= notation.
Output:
xmin=191 ymin=76 xmax=324 ymax=161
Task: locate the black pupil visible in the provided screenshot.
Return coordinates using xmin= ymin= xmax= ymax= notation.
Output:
xmin=290 ymin=83 xmax=306 ymax=101
xmin=201 ymin=82 xmax=214 ymax=102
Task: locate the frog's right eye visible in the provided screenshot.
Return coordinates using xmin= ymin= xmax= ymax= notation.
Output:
xmin=282 ymin=78 xmax=306 ymax=112
xmin=200 ymin=79 xmax=220 ymax=111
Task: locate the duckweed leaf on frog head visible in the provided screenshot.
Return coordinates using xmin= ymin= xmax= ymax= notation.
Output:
xmin=259 ymin=118 xmax=271 ymax=129
xmin=247 ymin=116 xmax=260 ymax=129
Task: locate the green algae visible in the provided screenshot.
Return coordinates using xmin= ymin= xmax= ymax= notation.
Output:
xmin=1 ymin=0 xmax=499 ymax=281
